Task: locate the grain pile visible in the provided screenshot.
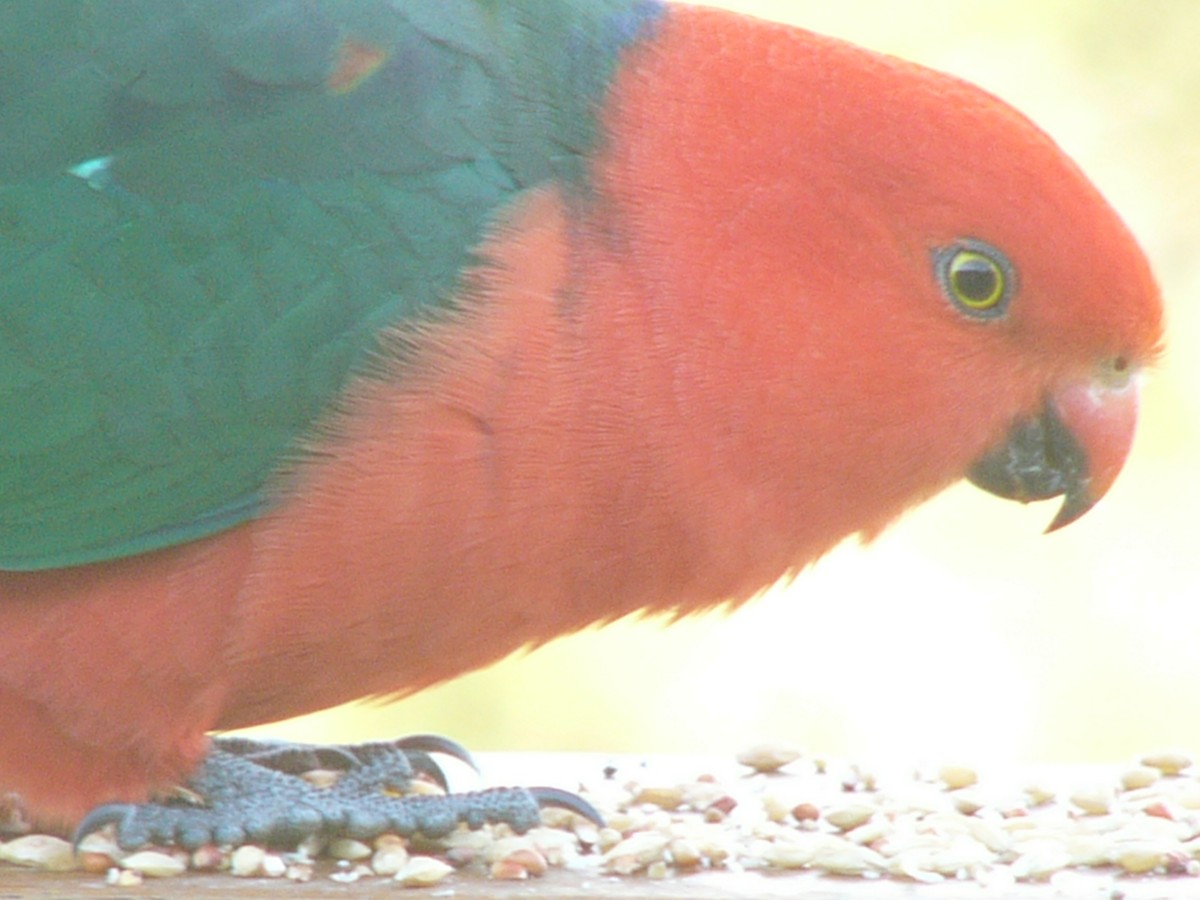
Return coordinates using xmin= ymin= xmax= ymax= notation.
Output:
xmin=3 ymin=748 xmax=1200 ymax=891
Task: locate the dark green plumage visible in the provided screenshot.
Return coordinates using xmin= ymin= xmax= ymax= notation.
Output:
xmin=0 ymin=0 xmax=663 ymax=570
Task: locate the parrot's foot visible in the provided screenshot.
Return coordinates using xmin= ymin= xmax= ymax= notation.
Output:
xmin=74 ymin=735 xmax=601 ymax=851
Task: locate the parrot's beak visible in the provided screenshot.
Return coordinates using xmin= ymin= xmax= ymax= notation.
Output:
xmin=967 ymin=376 xmax=1139 ymax=532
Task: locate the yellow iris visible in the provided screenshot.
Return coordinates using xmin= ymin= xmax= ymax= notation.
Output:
xmin=947 ymin=249 xmax=1006 ymax=311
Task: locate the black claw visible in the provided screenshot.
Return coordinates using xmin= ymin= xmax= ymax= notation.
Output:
xmin=73 ymin=803 xmax=135 ymax=848
xmin=310 ymin=746 xmax=368 ymax=770
xmin=399 ymin=750 xmax=450 ymax=792
xmin=209 ymin=735 xmax=272 ymax=756
xmin=213 ymin=736 xmax=361 ymax=773
xmin=530 ymin=786 xmax=605 ymax=827
xmin=394 ymin=734 xmax=479 ymax=772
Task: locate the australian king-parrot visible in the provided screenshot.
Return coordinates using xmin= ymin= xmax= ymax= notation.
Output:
xmin=0 ymin=0 xmax=1163 ymax=848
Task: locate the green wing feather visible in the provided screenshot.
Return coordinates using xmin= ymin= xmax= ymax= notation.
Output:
xmin=0 ymin=0 xmax=663 ymax=570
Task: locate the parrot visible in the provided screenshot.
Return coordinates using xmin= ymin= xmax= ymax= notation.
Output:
xmin=0 ymin=0 xmax=1163 ymax=850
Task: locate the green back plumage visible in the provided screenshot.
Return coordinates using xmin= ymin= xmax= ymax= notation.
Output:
xmin=0 ymin=0 xmax=663 ymax=570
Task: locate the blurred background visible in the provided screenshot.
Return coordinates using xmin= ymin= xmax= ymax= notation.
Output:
xmin=238 ymin=1 xmax=1200 ymax=770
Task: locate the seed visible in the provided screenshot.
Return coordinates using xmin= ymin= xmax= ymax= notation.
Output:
xmin=1142 ymin=751 xmax=1192 ymax=776
xmin=736 ymin=744 xmax=801 ymax=773
xmin=603 ymin=830 xmax=670 ymax=873
xmin=762 ymin=839 xmax=816 ymax=869
xmin=538 ymin=806 xmax=577 ymax=830
xmin=328 ymin=838 xmax=372 ymax=861
xmin=1024 ymin=784 xmax=1055 ymax=806
xmin=76 ymin=831 xmax=119 ymax=857
xmin=604 ymin=811 xmax=639 ymax=833
xmin=930 ymin=836 xmax=992 ymax=875
xmin=1011 ymin=843 xmax=1071 ymax=880
xmin=259 ymin=854 xmax=287 ymax=878
xmin=706 ymin=795 xmax=738 ymax=817
xmin=682 ymin=781 xmax=725 ymax=810
xmin=230 ymin=845 xmax=267 ymax=877
xmin=527 ymin=826 xmax=579 ymax=866
xmin=762 ymin=792 xmax=792 ymax=823
xmin=78 ymin=851 xmax=116 ymax=874
xmin=668 ymin=837 xmax=702 ymax=868
xmin=1064 ymin=835 xmax=1110 ymax=867
xmin=374 ymin=834 xmax=406 ymax=850
xmin=371 ymin=844 xmax=410 ymax=876
xmin=404 ymin=778 xmax=446 ymax=796
xmin=300 ymin=768 xmax=340 ymax=789
xmin=296 ymin=834 xmax=324 ymax=859
xmin=596 ymin=827 xmax=623 ymax=852
xmin=501 ymin=848 xmax=549 ymax=877
xmin=573 ymin=819 xmax=601 ymax=847
xmin=1176 ymin=784 xmax=1200 ymax=811
xmin=0 ymin=835 xmax=76 ymax=871
xmin=826 ymin=803 xmax=875 ymax=831
xmin=119 ymin=850 xmax=186 ymax=878
xmin=1144 ymin=802 xmax=1175 ymax=820
xmin=792 ymin=802 xmax=820 ymax=822
xmin=646 ymin=860 xmax=670 ymax=879
xmin=107 ymin=868 xmax=143 ymax=887
xmin=328 ymin=864 xmax=364 ymax=884
xmin=634 ymin=786 xmax=685 ymax=810
xmin=966 ymin=818 xmax=1011 ymax=854
xmin=703 ymin=805 xmax=727 ymax=824
xmin=891 ymin=854 xmax=944 ymax=883
xmin=76 ymin=832 xmax=121 ymax=873
xmin=393 ymin=856 xmax=454 ymax=886
xmin=952 ymin=790 xmax=984 ymax=815
xmin=1069 ymin=787 xmax=1114 ymax=815
xmin=189 ymin=845 xmax=224 ymax=871
xmin=698 ymin=838 xmax=730 ymax=866
xmin=812 ymin=843 xmax=885 ymax=876
xmin=490 ymin=858 xmax=530 ymax=880
xmin=845 ymin=819 xmax=888 ymax=846
xmin=1114 ymin=842 xmax=1170 ymax=874
xmin=1120 ymin=766 xmax=1161 ymax=791
xmin=938 ymin=765 xmax=978 ymax=790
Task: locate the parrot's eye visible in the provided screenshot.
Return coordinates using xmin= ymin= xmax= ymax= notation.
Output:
xmin=934 ymin=241 xmax=1014 ymax=319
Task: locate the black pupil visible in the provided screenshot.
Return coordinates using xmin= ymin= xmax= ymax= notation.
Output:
xmin=954 ymin=259 xmax=997 ymax=301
